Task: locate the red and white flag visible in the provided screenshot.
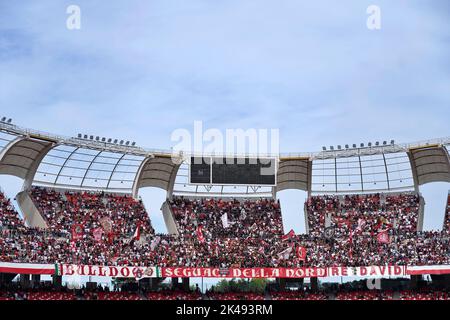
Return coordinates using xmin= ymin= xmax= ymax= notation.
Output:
xmin=278 ymin=246 xmax=293 ymax=260
xmin=71 ymin=224 xmax=84 ymax=241
xmin=133 ymin=223 xmax=141 ymax=241
xmin=282 ymin=229 xmax=295 ymax=241
xmin=377 ymin=230 xmax=390 ymax=244
xmin=196 ymin=225 xmax=205 ymax=243
xmin=296 ymin=246 xmax=307 ymax=261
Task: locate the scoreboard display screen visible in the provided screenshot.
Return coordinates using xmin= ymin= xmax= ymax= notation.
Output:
xmin=189 ymin=157 xmax=276 ymax=185
xmin=190 ymin=157 xmax=211 ymax=184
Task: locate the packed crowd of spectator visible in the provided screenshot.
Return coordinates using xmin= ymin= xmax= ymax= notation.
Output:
xmin=30 ymin=187 xmax=154 ymax=239
xmin=335 ymin=290 xmax=394 ymax=300
xmin=399 ymin=289 xmax=450 ymax=300
xmin=170 ymin=197 xmax=283 ymax=240
xmin=306 ymin=193 xmax=420 ymax=238
xmin=445 ymin=193 xmax=450 ymax=234
xmin=1 ymin=188 xmax=450 ymax=268
xmin=270 ymin=291 xmax=327 ymax=300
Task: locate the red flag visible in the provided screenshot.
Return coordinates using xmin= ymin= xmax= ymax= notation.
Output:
xmin=196 ymin=225 xmax=205 ymax=243
xmin=296 ymin=246 xmax=307 ymax=261
xmin=133 ymin=223 xmax=141 ymax=241
xmin=71 ymin=224 xmax=84 ymax=241
xmin=377 ymin=230 xmax=390 ymax=244
xmin=282 ymin=229 xmax=295 ymax=241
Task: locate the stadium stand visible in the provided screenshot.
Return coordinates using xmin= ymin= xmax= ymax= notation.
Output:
xmin=335 ymin=290 xmax=394 ymax=300
xmin=305 ymin=193 xmax=420 ymax=238
xmin=445 ymin=193 xmax=450 ymax=233
xmin=204 ymin=292 xmax=265 ymax=300
xmin=399 ymin=290 xmax=450 ymax=300
xmin=1 ymin=188 xmax=450 ymax=267
xmin=30 ymin=187 xmax=154 ymax=237
xmin=147 ymin=291 xmax=202 ymax=300
xmin=170 ymin=197 xmax=284 ymax=239
xmin=270 ymin=291 xmax=327 ymax=300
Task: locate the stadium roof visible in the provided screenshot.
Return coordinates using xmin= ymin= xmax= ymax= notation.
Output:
xmin=0 ymin=121 xmax=449 ymax=197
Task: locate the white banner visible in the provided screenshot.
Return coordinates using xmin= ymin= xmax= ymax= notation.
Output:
xmin=56 ymin=264 xmax=160 ymax=278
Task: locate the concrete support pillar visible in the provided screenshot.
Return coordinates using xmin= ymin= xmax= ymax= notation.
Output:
xmin=150 ymin=278 xmax=159 ymax=290
xmin=20 ymin=274 xmax=30 ymax=289
xmin=52 ymin=275 xmax=62 ymax=289
xmin=171 ymin=277 xmax=179 ymax=289
xmin=277 ymin=278 xmax=286 ymax=291
xmin=31 ymin=275 xmax=41 ymax=288
xmin=310 ymin=277 xmax=318 ymax=292
xmin=182 ymin=278 xmax=190 ymax=292
xmin=410 ymin=275 xmax=421 ymax=290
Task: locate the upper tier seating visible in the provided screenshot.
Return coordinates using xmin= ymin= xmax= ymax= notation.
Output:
xmin=30 ymin=187 xmax=154 ymax=238
xmin=306 ymin=193 xmax=420 ymax=238
xmin=170 ymin=198 xmax=283 ymax=240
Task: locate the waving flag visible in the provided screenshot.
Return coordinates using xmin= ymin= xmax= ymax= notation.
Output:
xmin=196 ymin=225 xmax=205 ymax=243
xmin=377 ymin=230 xmax=390 ymax=244
xmin=296 ymin=246 xmax=307 ymax=261
xmin=221 ymin=213 xmax=229 ymax=228
xmin=150 ymin=236 xmax=161 ymax=251
xmin=282 ymin=229 xmax=296 ymax=241
xmin=133 ymin=223 xmax=141 ymax=241
xmin=278 ymin=246 xmax=293 ymax=260
xmin=71 ymin=224 xmax=84 ymax=241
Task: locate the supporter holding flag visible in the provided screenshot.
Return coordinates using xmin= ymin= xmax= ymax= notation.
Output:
xmin=282 ymin=229 xmax=295 ymax=241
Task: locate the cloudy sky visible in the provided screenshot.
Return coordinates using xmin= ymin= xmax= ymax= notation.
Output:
xmin=0 ymin=0 xmax=449 ymax=240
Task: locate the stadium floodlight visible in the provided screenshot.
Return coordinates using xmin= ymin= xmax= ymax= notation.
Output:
xmin=375 ymin=141 xmax=380 ymax=146
xmin=322 ymin=146 xmax=326 ymax=151
xmin=114 ymin=139 xmax=118 ymax=144
xmin=368 ymin=142 xmax=372 ymax=147
xmin=360 ymin=143 xmax=364 ymax=148
xmin=1 ymin=117 xmax=6 ymax=122
xmin=7 ymin=118 xmax=12 ymax=123
xmin=330 ymin=146 xmax=334 ymax=150
xmin=77 ymin=134 xmax=82 ymax=138
xmin=345 ymin=144 xmax=349 ymax=149
xmin=131 ymin=142 xmax=136 ymax=146
xmin=125 ymin=141 xmax=130 ymax=146
xmin=120 ymin=140 xmax=124 ymax=145
xmin=107 ymin=138 xmax=112 ymax=143
xmin=352 ymin=144 xmax=357 ymax=148
xmin=390 ymin=140 xmax=395 ymax=145
xmin=84 ymin=135 xmax=88 ymax=139
xmin=101 ymin=137 xmax=106 ymax=142
xmin=383 ymin=141 xmax=387 ymax=145
xmin=90 ymin=135 xmax=94 ymax=140
xmin=337 ymin=145 xmax=341 ymax=150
